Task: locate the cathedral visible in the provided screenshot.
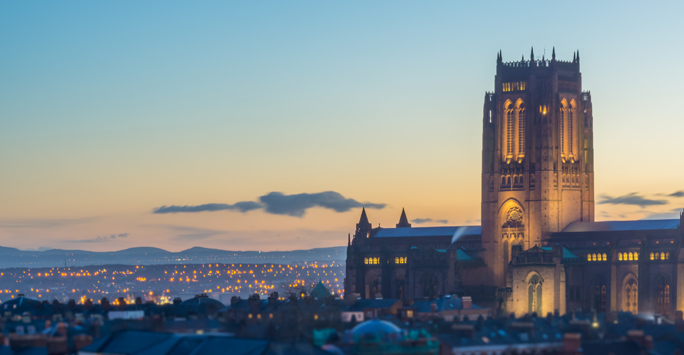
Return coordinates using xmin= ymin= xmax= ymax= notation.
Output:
xmin=344 ymin=49 xmax=684 ymax=318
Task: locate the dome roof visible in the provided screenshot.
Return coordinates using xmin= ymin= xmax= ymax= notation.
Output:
xmin=351 ymin=319 xmax=402 ymax=342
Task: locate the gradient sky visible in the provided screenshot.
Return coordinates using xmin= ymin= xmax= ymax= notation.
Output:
xmin=1 ymin=1 xmax=683 ymax=252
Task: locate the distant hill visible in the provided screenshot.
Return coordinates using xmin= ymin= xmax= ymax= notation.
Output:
xmin=0 ymin=246 xmax=347 ymax=269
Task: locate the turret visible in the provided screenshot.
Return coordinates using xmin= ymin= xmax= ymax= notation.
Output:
xmin=355 ymin=208 xmax=372 ymax=238
xmin=396 ymin=208 xmax=412 ymax=228
xmin=530 ymin=47 xmax=534 ymax=63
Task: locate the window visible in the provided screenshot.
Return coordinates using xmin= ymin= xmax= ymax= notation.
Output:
xmin=507 ymin=110 xmax=514 ymax=155
xmin=618 ymin=253 xmax=623 ymax=261
xmin=528 ymin=274 xmax=542 ymax=315
xmin=602 ymin=253 xmax=607 ymax=261
xmin=650 ymin=252 xmax=655 ymax=260
xmin=635 ymin=252 xmax=639 ymax=260
xmin=656 ymin=277 xmax=670 ymax=316
xmin=568 ymin=109 xmax=574 ymax=154
xmin=587 ymin=254 xmax=591 ymax=262
xmin=518 ymin=108 xmax=526 ymax=154
xmin=624 ymin=278 xmax=638 ymax=313
xmin=628 ymin=252 xmax=633 ymax=261
xmin=666 ymin=252 xmax=670 ymax=260
xmin=364 ymin=257 xmax=380 ymax=265
xmin=395 ymin=257 xmax=407 ymax=264
xmin=560 ymin=108 xmax=565 ymax=156
xmin=661 ymin=252 xmax=666 ymax=260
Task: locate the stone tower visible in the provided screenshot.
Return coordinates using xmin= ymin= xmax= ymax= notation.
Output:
xmin=481 ymin=48 xmax=595 ymax=286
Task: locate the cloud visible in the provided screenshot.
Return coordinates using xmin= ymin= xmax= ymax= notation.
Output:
xmin=64 ymin=233 xmax=130 ymax=243
xmin=165 ymin=226 xmax=226 ymax=240
xmin=259 ymin=191 xmax=385 ymax=217
xmin=0 ymin=217 xmax=97 ymax=229
xmin=668 ymin=191 xmax=684 ymax=198
xmin=598 ymin=193 xmax=668 ymax=208
xmin=411 ymin=218 xmax=449 ymax=224
xmin=153 ymin=191 xmax=385 ymax=217
xmin=153 ymin=201 xmax=262 ymax=214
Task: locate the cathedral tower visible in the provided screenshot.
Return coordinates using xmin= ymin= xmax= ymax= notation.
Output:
xmin=481 ymin=48 xmax=595 ymax=286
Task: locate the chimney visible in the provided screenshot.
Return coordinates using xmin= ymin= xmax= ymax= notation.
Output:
xmin=462 ymin=296 xmax=472 ymax=310
xmin=562 ymin=333 xmax=581 ymax=355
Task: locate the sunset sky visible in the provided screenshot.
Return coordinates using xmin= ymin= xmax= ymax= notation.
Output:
xmin=1 ymin=1 xmax=683 ymax=252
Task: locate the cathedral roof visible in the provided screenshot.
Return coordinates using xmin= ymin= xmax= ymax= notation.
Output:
xmin=561 ymin=219 xmax=679 ymax=233
xmin=372 ymin=226 xmax=481 ymax=238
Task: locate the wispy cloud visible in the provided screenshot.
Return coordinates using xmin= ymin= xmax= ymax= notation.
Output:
xmin=64 ymin=232 xmax=130 ymax=243
xmin=598 ymin=193 xmax=668 ymax=208
xmin=153 ymin=191 xmax=385 ymax=217
xmin=165 ymin=226 xmax=226 ymax=240
xmin=668 ymin=191 xmax=684 ymax=198
xmin=0 ymin=217 xmax=97 ymax=229
xmin=411 ymin=218 xmax=449 ymax=224
xmin=259 ymin=191 xmax=385 ymax=217
xmin=154 ymin=201 xmax=262 ymax=214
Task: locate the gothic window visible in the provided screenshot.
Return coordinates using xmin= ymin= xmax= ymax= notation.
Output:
xmin=666 ymin=252 xmax=670 ymax=260
xmin=507 ymin=109 xmax=515 ymax=156
xmin=593 ymin=279 xmax=607 ymax=312
xmin=656 ymin=276 xmax=670 ymax=316
xmin=629 ymin=252 xmax=633 ymax=261
xmin=587 ymin=254 xmax=591 ymax=262
xmin=661 ymin=252 xmax=666 ymax=260
xmin=650 ymin=252 xmax=655 ymax=260
xmin=618 ymin=253 xmax=623 ymax=261
xmin=420 ymin=272 xmax=438 ymax=299
xmin=602 ymin=253 xmax=607 ymax=261
xmin=624 ymin=278 xmax=638 ymax=313
xmin=568 ymin=109 xmax=574 ymax=155
xmin=518 ymin=108 xmax=526 ymax=154
xmin=501 ymin=176 xmax=506 ymax=186
xmin=520 ymin=176 xmax=524 ymax=184
xmin=528 ymin=274 xmax=542 ymax=315
xmin=560 ymin=108 xmax=565 ymax=156
xmin=635 ymin=252 xmax=639 ymax=260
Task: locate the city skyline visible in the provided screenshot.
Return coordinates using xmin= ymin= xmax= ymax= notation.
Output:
xmin=2 ymin=1 xmax=683 ymax=252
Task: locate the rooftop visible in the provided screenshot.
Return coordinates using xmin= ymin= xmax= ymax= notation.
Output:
xmin=561 ymin=219 xmax=679 ymax=233
xmin=372 ymin=226 xmax=481 ymax=239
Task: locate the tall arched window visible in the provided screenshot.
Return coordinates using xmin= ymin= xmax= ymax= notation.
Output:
xmin=507 ymin=109 xmax=515 ymax=156
xmin=518 ymin=107 xmax=525 ymax=155
xmin=568 ymin=109 xmax=574 ymax=155
xmin=528 ymin=274 xmax=542 ymax=315
xmin=593 ymin=278 xmax=607 ymax=312
xmin=624 ymin=277 xmax=638 ymax=313
xmin=656 ymin=276 xmax=670 ymax=316
xmin=560 ymin=108 xmax=565 ymax=156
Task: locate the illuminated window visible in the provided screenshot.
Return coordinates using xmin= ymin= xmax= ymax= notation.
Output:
xmin=560 ymin=108 xmax=565 ymax=156
xmin=650 ymin=253 xmax=655 ymax=260
xmin=602 ymin=253 xmax=607 ymax=261
xmin=568 ymin=109 xmax=574 ymax=155
xmin=507 ymin=109 xmax=515 ymax=156
xmin=629 ymin=252 xmax=633 ymax=261
xmin=666 ymin=252 xmax=670 ymax=260
xmin=635 ymin=253 xmax=638 ymax=261
xmin=592 ymin=254 xmax=597 ymax=261
xmin=661 ymin=252 xmax=666 ymax=260
xmin=587 ymin=254 xmax=591 ymax=261
xmin=618 ymin=253 xmax=623 ymax=261
xmin=518 ymin=108 xmax=526 ymax=154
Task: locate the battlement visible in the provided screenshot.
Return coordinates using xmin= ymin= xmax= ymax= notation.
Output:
xmin=497 ymin=48 xmax=580 ymax=72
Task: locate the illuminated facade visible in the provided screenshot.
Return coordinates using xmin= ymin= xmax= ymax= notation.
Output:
xmin=344 ymin=49 xmax=684 ymax=319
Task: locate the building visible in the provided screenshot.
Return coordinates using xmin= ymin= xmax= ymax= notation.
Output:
xmin=345 ymin=48 xmax=684 ymax=318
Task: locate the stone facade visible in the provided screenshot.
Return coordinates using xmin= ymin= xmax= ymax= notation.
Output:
xmin=344 ymin=49 xmax=683 ymax=318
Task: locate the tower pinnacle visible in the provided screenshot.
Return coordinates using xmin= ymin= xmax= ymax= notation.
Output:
xmin=396 ymin=208 xmax=412 ymax=228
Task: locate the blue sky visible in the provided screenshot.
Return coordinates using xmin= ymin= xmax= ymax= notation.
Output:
xmin=1 ymin=1 xmax=683 ymax=251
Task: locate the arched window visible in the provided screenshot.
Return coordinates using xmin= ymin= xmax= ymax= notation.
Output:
xmin=661 ymin=252 xmax=666 ymax=260
xmin=618 ymin=253 xmax=623 ymax=261
xmin=594 ymin=279 xmax=607 ymax=312
xmin=656 ymin=276 xmax=670 ymax=316
xmin=518 ymin=108 xmax=526 ymax=154
xmin=602 ymin=253 xmax=607 ymax=261
xmin=624 ymin=278 xmax=638 ymax=313
xmin=528 ymin=274 xmax=542 ymax=315
xmin=501 ymin=176 xmax=506 ymax=186
xmin=514 ymin=176 xmax=519 ymax=184
xmin=650 ymin=253 xmax=654 ymax=260
xmin=629 ymin=252 xmax=633 ymax=261
xmin=507 ymin=109 xmax=515 ymax=156
xmin=568 ymin=109 xmax=574 ymax=155
xmin=666 ymin=252 xmax=670 ymax=260
xmin=520 ymin=176 xmax=524 ymax=184
xmin=560 ymin=108 xmax=565 ymax=156
xmin=587 ymin=254 xmax=591 ymax=262
xmin=592 ymin=254 xmax=597 ymax=261
xmin=507 ymin=176 xmax=511 ymax=186
xmin=635 ymin=253 xmax=639 ymax=261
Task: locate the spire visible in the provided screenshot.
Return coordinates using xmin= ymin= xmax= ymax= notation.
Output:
xmin=576 ymin=49 xmax=580 ymax=63
xmin=530 ymin=47 xmax=534 ymax=62
xmin=497 ymin=50 xmax=502 ymax=64
xmin=355 ymin=208 xmax=372 ymax=238
xmin=396 ymin=208 xmax=412 ymax=228
xmin=348 ymin=233 xmax=351 ymax=246
xmin=573 ymin=52 xmax=576 ymax=62
xmin=552 ymin=47 xmax=556 ymax=61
